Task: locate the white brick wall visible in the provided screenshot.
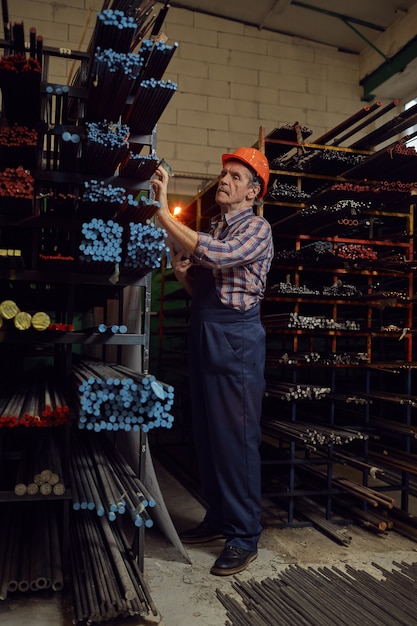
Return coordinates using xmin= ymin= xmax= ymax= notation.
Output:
xmin=9 ymin=2 xmax=368 ymax=195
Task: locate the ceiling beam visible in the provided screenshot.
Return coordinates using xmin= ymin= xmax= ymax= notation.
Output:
xmin=360 ymin=34 xmax=417 ymax=100
xmin=258 ymin=0 xmax=293 ymax=30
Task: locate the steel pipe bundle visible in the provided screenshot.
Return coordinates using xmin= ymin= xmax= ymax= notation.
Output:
xmin=122 ymin=221 xmax=168 ymax=274
xmin=301 ymin=198 xmax=369 ymax=217
xmin=80 ymin=121 xmax=130 ymax=177
xmin=0 ymin=503 xmax=63 ymax=599
xmin=262 ymin=416 xmax=365 ymax=449
xmin=336 ymin=242 xmax=378 ymax=261
xmin=86 ymin=49 xmax=143 ymax=122
xmin=217 ymin=561 xmax=417 ymax=626
xmin=72 ymin=358 xmax=174 ymax=432
xmin=123 ymin=78 xmax=177 ymax=134
xmin=70 ymin=508 xmax=158 ymax=623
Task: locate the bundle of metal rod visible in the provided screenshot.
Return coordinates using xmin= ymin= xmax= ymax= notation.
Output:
xmin=122 ymin=221 xmax=168 ymax=274
xmin=306 ymin=465 xmax=395 ymax=508
xmin=268 ymin=281 xmax=320 ymax=296
xmin=368 ymin=447 xmax=417 ymax=476
xmin=301 ymin=198 xmax=368 ymax=217
xmin=368 ymin=416 xmax=417 ymax=439
xmin=265 ymin=382 xmax=330 ymax=402
xmin=322 ymin=280 xmax=362 ymax=297
xmin=72 ymin=358 xmax=174 ymax=432
xmin=117 ymin=194 xmax=161 ymax=223
xmin=265 ymin=180 xmax=310 ymax=202
xmin=86 ymin=49 xmax=143 ymax=122
xmin=123 ymin=78 xmax=177 ymax=134
xmin=138 ymin=39 xmax=179 ymax=81
xmin=262 ymin=417 xmax=363 ymax=449
xmin=0 ymin=371 xmax=70 ymax=428
xmin=78 ymin=179 xmax=127 ymax=219
xmin=119 ymin=151 xmax=159 ymax=179
xmin=80 ymin=120 xmax=130 ymax=177
xmin=69 ymin=509 xmax=158 ymax=623
xmin=358 ymin=390 xmax=417 ymax=407
xmin=92 ymin=9 xmax=138 ymax=54
xmin=70 ymin=429 xmax=156 ymax=527
xmin=218 ymin=561 xmax=417 ymax=626
xmin=14 ymin=431 xmax=65 ymax=496
xmin=336 ymin=242 xmax=377 ymax=261
xmin=274 ymin=240 xmax=334 ymax=262
xmin=0 ymin=123 xmax=37 ymax=169
xmin=78 ymin=218 xmax=123 ymax=271
xmin=0 ymin=53 xmax=41 ymax=125
xmin=265 ymin=351 xmax=369 ymax=366
xmin=0 ymin=503 xmax=63 ymax=598
xmin=264 ymin=311 xmax=360 ymax=331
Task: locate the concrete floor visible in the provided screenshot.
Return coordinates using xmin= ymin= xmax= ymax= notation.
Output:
xmin=1 ymin=459 xmax=417 ymax=626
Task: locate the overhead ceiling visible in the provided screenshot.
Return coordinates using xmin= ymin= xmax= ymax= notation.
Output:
xmin=169 ymin=0 xmax=417 ymax=99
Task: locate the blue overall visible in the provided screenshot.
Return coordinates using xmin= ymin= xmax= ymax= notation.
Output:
xmin=188 ymin=266 xmax=265 ymax=551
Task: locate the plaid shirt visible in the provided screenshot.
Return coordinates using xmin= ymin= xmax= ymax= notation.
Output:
xmin=193 ymin=205 xmax=273 ymax=311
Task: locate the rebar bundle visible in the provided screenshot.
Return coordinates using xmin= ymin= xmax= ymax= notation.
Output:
xmin=72 ymin=358 xmax=174 ymax=432
xmin=217 ymin=561 xmax=417 ymax=626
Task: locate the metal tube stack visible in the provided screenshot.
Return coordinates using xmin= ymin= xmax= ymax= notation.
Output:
xmin=78 ymin=218 xmax=123 ymax=272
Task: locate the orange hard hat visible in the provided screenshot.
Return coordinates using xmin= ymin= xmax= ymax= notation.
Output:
xmin=222 ymin=147 xmax=270 ymax=197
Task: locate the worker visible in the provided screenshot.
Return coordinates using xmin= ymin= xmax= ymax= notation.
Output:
xmin=152 ymin=147 xmax=273 ymax=576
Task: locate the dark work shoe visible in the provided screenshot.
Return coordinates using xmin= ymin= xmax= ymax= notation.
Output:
xmin=179 ymin=521 xmax=224 ymax=544
xmin=210 ymin=545 xmax=258 ymax=576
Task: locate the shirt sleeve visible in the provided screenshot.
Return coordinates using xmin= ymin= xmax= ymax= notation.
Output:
xmin=193 ymin=217 xmax=272 ymax=269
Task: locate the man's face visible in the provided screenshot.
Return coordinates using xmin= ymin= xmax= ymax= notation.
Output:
xmin=215 ymin=160 xmax=258 ymax=209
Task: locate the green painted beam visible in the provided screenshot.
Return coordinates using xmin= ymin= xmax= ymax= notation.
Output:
xmin=360 ymin=34 xmax=417 ymax=100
